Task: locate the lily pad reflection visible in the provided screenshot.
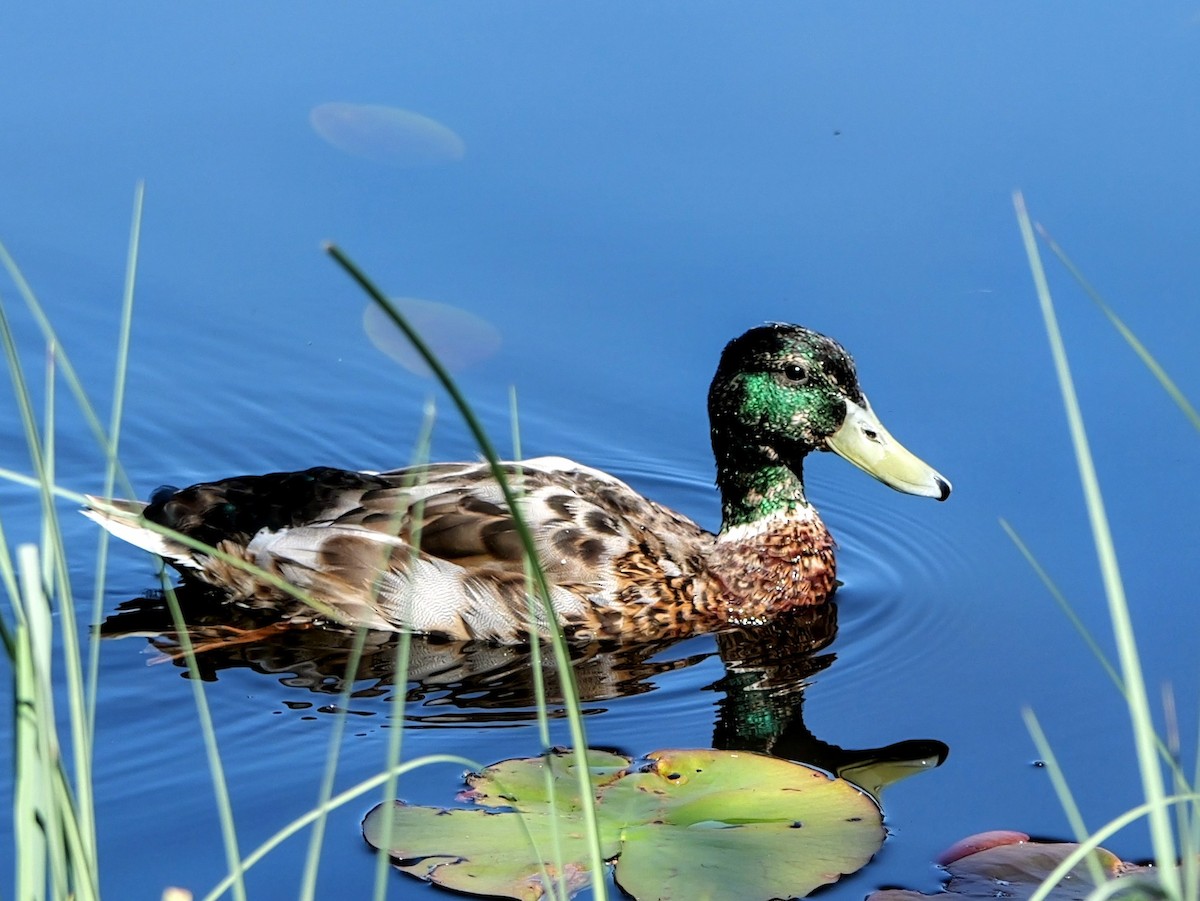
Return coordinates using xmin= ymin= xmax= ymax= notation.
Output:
xmin=364 ymin=747 xmax=884 ymax=900
xmin=363 ymin=297 xmax=501 ymax=376
xmin=310 ymin=102 xmax=465 ymax=166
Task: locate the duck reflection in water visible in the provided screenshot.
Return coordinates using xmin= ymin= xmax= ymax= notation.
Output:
xmin=101 ymin=583 xmax=946 ymax=796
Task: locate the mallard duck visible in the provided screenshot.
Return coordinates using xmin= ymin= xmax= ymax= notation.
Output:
xmin=85 ymin=323 xmax=950 ymax=643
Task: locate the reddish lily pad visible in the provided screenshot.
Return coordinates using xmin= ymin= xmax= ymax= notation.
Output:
xmin=364 ymin=747 xmax=884 ymax=900
xmin=868 ymin=832 xmax=1161 ymax=901
xmin=936 ymin=829 xmax=1030 ymax=865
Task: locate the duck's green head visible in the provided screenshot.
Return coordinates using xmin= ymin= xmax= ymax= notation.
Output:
xmin=708 ymin=323 xmax=950 ymax=527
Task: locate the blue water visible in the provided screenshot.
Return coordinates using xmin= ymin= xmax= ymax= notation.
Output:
xmin=3 ymin=4 xmax=1200 ymax=899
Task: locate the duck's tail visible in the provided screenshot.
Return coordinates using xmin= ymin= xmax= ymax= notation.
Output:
xmin=82 ymin=495 xmax=191 ymax=565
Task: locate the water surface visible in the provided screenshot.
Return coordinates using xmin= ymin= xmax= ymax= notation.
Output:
xmin=2 ymin=4 xmax=1200 ymax=899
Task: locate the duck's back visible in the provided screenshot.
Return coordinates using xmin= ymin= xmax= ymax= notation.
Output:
xmin=91 ymin=457 xmax=716 ymax=641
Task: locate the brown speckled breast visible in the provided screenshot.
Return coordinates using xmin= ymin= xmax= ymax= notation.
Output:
xmin=700 ymin=518 xmax=836 ymax=627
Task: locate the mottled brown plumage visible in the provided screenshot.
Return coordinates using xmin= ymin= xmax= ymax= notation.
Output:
xmin=85 ymin=324 xmax=950 ymax=642
xmin=702 ymin=515 xmax=837 ymax=627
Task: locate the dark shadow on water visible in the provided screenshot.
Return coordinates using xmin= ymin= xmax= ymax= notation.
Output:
xmin=100 ymin=584 xmax=947 ymax=793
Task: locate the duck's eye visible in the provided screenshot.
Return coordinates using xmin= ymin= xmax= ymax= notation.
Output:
xmin=782 ymin=363 xmax=808 ymax=384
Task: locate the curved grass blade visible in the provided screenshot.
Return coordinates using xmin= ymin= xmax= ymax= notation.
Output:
xmin=1014 ymin=191 xmax=1178 ymax=898
xmin=1027 ymin=793 xmax=1200 ymax=901
xmin=87 ymin=181 xmax=145 ymax=745
xmin=298 ymin=624 xmax=370 ymax=901
xmin=370 ymin=401 xmax=434 ymax=901
xmin=159 ymin=571 xmax=248 ymax=901
xmin=201 ymin=755 xmax=481 ymax=901
xmin=324 ymin=242 xmax=607 ymax=901
xmin=1021 ymin=708 xmax=1107 ymax=886
xmin=0 ymin=241 xmax=136 ymax=499
xmin=1035 ymin=223 xmax=1200 ymax=433
xmin=2 ymin=264 xmax=100 ymax=891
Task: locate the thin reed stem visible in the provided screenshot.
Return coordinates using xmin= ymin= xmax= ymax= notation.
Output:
xmin=325 ymin=242 xmax=609 ymax=900
xmin=1015 ymin=191 xmax=1178 ymax=897
xmin=160 ymin=573 xmax=248 ymax=901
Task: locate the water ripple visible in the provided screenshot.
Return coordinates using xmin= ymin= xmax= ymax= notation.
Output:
xmin=813 ymin=475 xmax=974 ymax=684
xmin=601 ymin=460 xmax=974 ymax=691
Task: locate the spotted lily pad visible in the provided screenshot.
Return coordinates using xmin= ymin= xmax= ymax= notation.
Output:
xmin=363 ymin=747 xmax=884 ymax=900
xmin=867 ymin=831 xmax=1162 ymax=901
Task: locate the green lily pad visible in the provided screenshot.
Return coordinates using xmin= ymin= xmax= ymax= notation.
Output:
xmin=363 ymin=747 xmax=884 ymax=900
xmin=867 ymin=832 xmax=1163 ymax=901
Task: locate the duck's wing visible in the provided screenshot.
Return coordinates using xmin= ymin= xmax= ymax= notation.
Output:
xmin=301 ymin=456 xmax=715 ymax=639
xmin=87 ymin=457 xmax=713 ymax=641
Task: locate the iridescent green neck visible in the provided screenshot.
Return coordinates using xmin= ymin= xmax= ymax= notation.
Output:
xmin=715 ymin=452 xmax=811 ymax=531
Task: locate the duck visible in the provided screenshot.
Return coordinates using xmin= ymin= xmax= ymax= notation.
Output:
xmin=84 ymin=323 xmax=950 ymax=643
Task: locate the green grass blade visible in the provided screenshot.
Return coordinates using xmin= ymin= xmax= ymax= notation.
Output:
xmin=2 ymin=265 xmax=101 ymax=894
xmin=0 ymin=467 xmax=87 ymax=503
xmin=370 ymin=627 xmax=413 ymax=901
xmin=325 ymin=243 xmax=607 ymax=900
xmin=1035 ymin=223 xmax=1200 ymax=433
xmin=505 ymin=387 xmax=565 ymax=895
xmin=0 ymin=457 xmax=21 ymax=653
xmin=1027 ymin=792 xmax=1200 ymax=901
xmin=370 ymin=401 xmax=435 ymax=901
xmin=1014 ymin=191 xmax=1178 ymax=896
xmin=1000 ymin=520 xmax=1124 ymax=692
xmin=27 ymin=550 xmax=67 ymax=901
xmin=1021 ymin=708 xmax=1107 ymax=885
xmin=14 ymin=542 xmax=100 ymax=901
xmin=0 ymin=242 xmax=136 ymax=499
xmin=38 ymin=343 xmax=99 ymax=883
xmin=1161 ymin=686 xmax=1198 ymax=901
xmin=34 ymin=361 xmax=72 ymax=901
xmin=1186 ymin=713 xmax=1200 ymax=901
xmin=298 ymin=625 xmax=369 ymax=901
xmin=0 ymin=524 xmax=18 ymax=655
xmin=84 ymin=510 xmax=345 ymax=620
xmin=45 ymin=345 xmax=100 ymax=885
xmin=202 ymin=755 xmax=480 ymax=901
xmin=0 ymin=283 xmax=51 ymax=518
xmin=13 ymin=618 xmax=48 ymax=901
xmin=87 ymin=181 xmax=145 ymax=746
xmin=160 ymin=573 xmax=248 ymax=901
xmin=40 ymin=345 xmax=56 ymax=585
xmin=508 ymin=388 xmax=552 ymax=749
xmin=1003 ymin=521 xmax=1194 ymax=791
xmin=53 ymin=760 xmax=99 ymax=901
